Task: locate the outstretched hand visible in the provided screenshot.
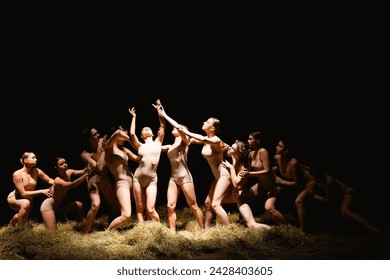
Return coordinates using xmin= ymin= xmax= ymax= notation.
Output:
xmin=128 ymin=107 xmax=136 ymax=117
xmin=152 ymin=99 xmax=164 ymax=111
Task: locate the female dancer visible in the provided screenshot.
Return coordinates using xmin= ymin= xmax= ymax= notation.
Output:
xmin=159 ymin=107 xmax=231 ymax=228
xmin=40 ymin=157 xmax=93 ymax=231
xmin=7 ymin=152 xmax=54 ymax=226
xmin=104 ymin=125 xmax=139 ymax=230
xmin=80 ymin=125 xmax=121 ymax=234
xmin=128 ymin=100 xmax=165 ymax=223
xmin=158 ymin=103 xmax=205 ymax=231
xmin=222 ymin=140 xmax=271 ymax=230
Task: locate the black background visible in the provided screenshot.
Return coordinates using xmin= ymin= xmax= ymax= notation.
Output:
xmin=1 ymin=4 xmax=385 ymax=227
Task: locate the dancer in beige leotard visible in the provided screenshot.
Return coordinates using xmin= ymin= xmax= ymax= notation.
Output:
xmin=243 ymin=131 xmax=283 ymax=223
xmin=40 ymin=157 xmax=93 ymax=231
xmin=7 ymin=152 xmax=54 ymax=226
xmin=129 ymin=99 xmax=165 ymax=223
xmin=80 ymin=126 xmax=121 ymax=234
xmin=157 ymin=103 xmax=205 ymax=231
xmin=272 ymin=138 xmax=310 ymax=225
xmin=173 ymin=115 xmax=231 ymax=228
xmin=104 ymin=125 xmax=139 ymax=230
xmin=222 ymin=140 xmax=272 ymax=230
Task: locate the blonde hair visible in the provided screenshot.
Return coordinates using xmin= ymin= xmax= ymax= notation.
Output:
xmin=20 ymin=152 xmax=32 ymax=165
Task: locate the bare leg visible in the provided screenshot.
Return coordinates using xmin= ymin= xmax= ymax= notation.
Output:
xmin=238 ymin=202 xmax=271 ymax=230
xmin=100 ymin=183 xmax=120 ymax=217
xmin=8 ymin=198 xmax=31 ymax=226
xmin=41 ymin=210 xmax=57 ymax=231
xmin=133 ymin=181 xmax=145 ymax=223
xmin=264 ymin=196 xmax=286 ymax=224
xmin=211 ymin=176 xmax=231 ymax=226
xmin=9 ymin=213 xmax=19 ymax=225
xmin=295 ymin=189 xmax=311 ymax=235
xmin=182 ymin=182 xmax=205 ymax=229
xmin=341 ymin=194 xmax=380 ymax=233
xmin=83 ymin=189 xmax=101 ymax=235
xmin=205 ymin=179 xmax=217 ymax=228
xmin=145 ymin=184 xmax=160 ymax=222
xmin=167 ymin=180 xmax=180 ymax=231
xmin=107 ymin=186 xmax=131 ymax=230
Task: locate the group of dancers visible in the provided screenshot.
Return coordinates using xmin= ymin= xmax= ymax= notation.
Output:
xmin=6 ymin=99 xmax=380 ymax=236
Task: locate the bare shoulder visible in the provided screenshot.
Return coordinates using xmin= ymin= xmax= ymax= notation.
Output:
xmin=290 ymin=158 xmax=300 ymax=167
xmin=54 ymin=177 xmax=65 ymax=185
xmin=13 ymin=168 xmax=22 ymax=176
xmin=259 ymin=148 xmax=269 ymax=156
xmin=34 ymin=167 xmax=43 ymax=174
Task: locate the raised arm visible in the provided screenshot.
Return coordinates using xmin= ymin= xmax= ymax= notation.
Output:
xmin=129 ymin=107 xmax=141 ymax=149
xmin=152 ymin=99 xmax=165 ymax=143
xmin=156 ymin=101 xmax=190 ymax=146
xmin=180 ymin=127 xmax=221 ymax=145
xmin=106 ymin=129 xmax=131 ymax=150
xmin=156 ymin=100 xmax=180 ymax=129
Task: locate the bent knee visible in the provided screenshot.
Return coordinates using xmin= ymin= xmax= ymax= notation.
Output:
xmin=19 ymin=200 xmax=31 ymax=210
xmin=90 ymin=203 xmax=100 ymax=212
xmin=121 ymin=213 xmax=131 ymax=221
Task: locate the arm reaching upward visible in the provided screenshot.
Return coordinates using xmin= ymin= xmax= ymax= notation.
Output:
xmin=153 ymin=99 xmax=165 ymax=143
xmin=129 ymin=107 xmax=141 ymax=149
xmin=156 ymin=100 xmax=180 ymax=129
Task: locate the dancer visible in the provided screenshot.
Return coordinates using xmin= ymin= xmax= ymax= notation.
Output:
xmin=104 ymin=125 xmax=139 ymax=230
xmin=244 ymin=131 xmax=282 ymax=222
xmin=80 ymin=125 xmax=121 ymax=234
xmin=296 ymin=165 xmax=380 ymax=235
xmin=272 ymin=138 xmax=311 ymax=225
xmin=158 ymin=103 xmax=205 ymax=231
xmin=7 ymin=152 xmax=54 ymax=226
xmin=159 ymin=109 xmax=231 ymax=228
xmin=129 ymin=99 xmax=165 ymax=223
xmin=40 ymin=157 xmax=93 ymax=231
xmin=222 ymin=140 xmax=271 ymax=230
